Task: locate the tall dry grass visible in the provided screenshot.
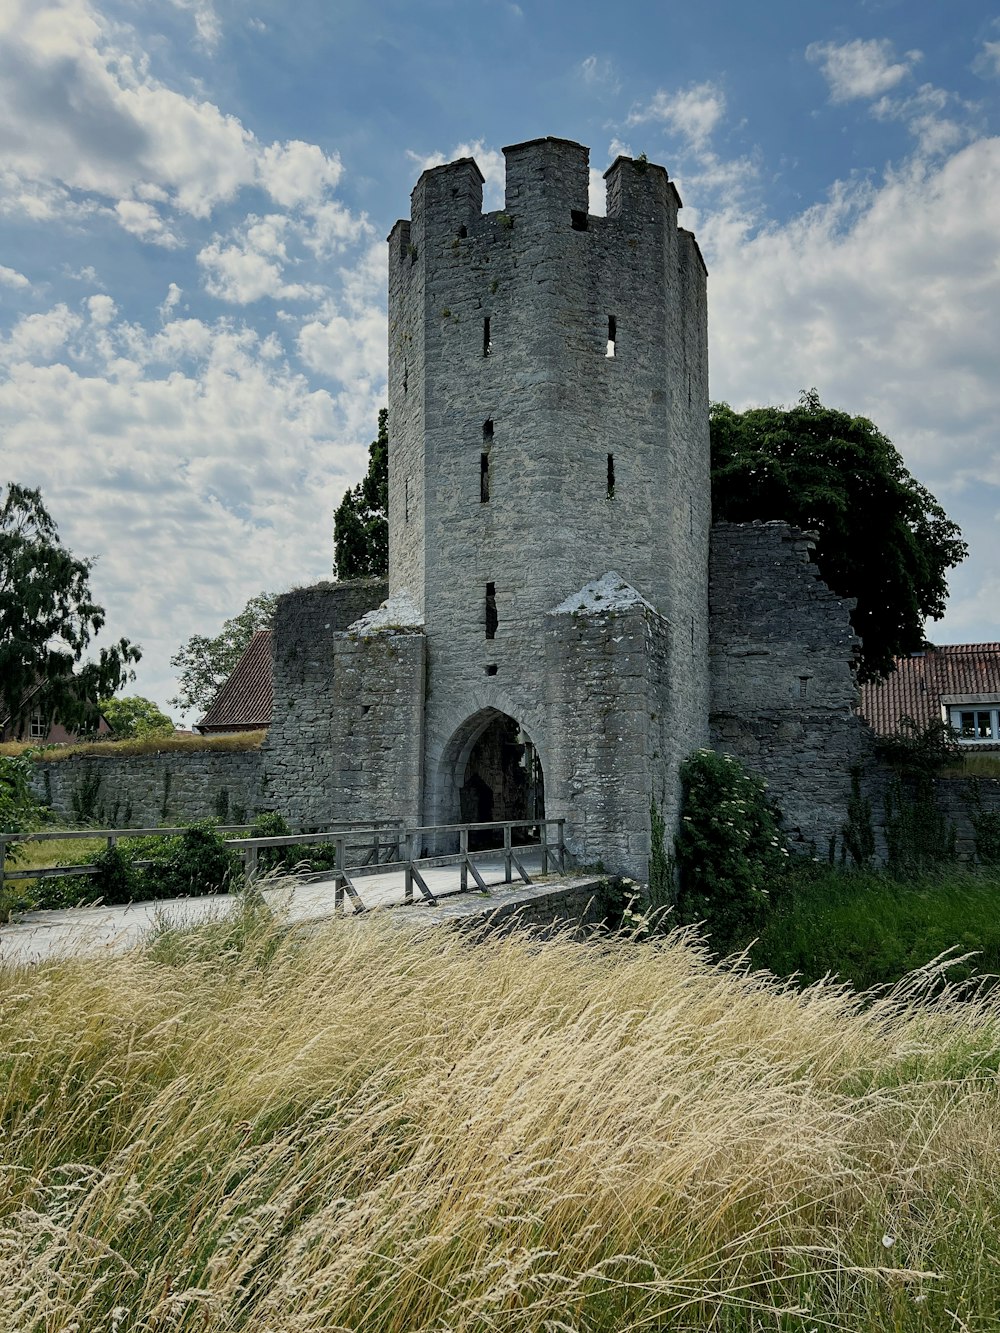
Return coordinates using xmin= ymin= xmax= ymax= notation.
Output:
xmin=2 ymin=908 xmax=999 ymax=1331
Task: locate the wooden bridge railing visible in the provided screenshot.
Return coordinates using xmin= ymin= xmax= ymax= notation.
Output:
xmin=0 ymin=817 xmax=567 ymax=915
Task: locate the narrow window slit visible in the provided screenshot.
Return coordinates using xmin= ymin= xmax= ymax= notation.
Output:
xmin=480 ymin=452 xmax=491 ymax=503
xmin=483 ymin=317 xmax=492 ymax=356
xmin=403 ymin=361 xmax=408 ymax=394
xmin=606 ymin=315 xmax=616 ymax=358
xmin=607 ymin=453 xmax=615 ymax=500
xmin=571 ymin=210 xmax=588 ymax=232
xmin=485 ymin=582 xmax=497 ymax=639
xmin=483 ymin=418 xmax=493 ymax=443
xmin=457 ymin=224 xmax=467 ymax=239
xmin=404 ymin=478 xmax=410 ymax=523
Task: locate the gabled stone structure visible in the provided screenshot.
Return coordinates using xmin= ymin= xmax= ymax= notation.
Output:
xmin=261 ymin=138 xmax=870 ymax=875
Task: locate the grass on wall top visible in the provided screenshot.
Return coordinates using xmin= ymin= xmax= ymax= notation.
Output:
xmin=2 ymin=907 xmax=999 ymax=1332
xmin=0 ymin=730 xmax=267 ymax=762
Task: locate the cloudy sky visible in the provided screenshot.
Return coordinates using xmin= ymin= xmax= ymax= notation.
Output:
xmin=2 ymin=0 xmax=999 ymax=722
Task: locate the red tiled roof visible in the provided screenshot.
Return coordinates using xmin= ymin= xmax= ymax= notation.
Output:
xmin=858 ymin=643 xmax=1000 ymax=735
xmin=197 ymin=629 xmax=273 ymax=732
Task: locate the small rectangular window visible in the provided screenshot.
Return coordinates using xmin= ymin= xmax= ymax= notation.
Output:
xmin=485 ymin=582 xmax=498 ymax=639
xmin=571 ymin=209 xmax=588 ymax=231
xmin=483 ymin=418 xmax=493 ymax=442
xmin=607 ymin=453 xmax=615 ymax=500
xmin=485 ymin=664 xmax=498 ymax=676
xmin=480 ymin=452 xmax=490 ymax=502
xmin=606 ymin=315 xmax=616 ymax=358
xmin=483 ymin=317 xmax=492 ymax=356
xmin=29 ymin=712 xmax=45 ymax=739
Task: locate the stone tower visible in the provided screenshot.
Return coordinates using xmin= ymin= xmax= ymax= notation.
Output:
xmin=375 ymin=136 xmax=711 ymax=871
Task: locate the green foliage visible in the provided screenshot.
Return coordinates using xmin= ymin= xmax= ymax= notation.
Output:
xmin=840 ymin=767 xmax=875 ymax=868
xmin=250 ymin=811 xmax=339 ymax=874
xmin=749 ymin=864 xmax=1000 ymax=991
xmin=674 ymin=749 xmax=789 ymax=948
xmin=333 ymin=408 xmax=389 ymax=581
xmin=710 ymin=392 xmax=967 ymax=681
xmin=968 ymin=780 xmax=1000 ymax=866
xmin=648 ymin=798 xmax=672 ymax=915
xmin=99 ymin=694 xmax=174 ymax=739
xmin=169 ymin=590 xmax=277 ymax=715
xmin=142 ymin=823 xmax=240 ymax=900
xmin=879 ymin=718 xmax=959 ymax=878
xmin=0 ymin=483 xmax=140 ymax=734
xmin=0 ymin=752 xmax=41 ymax=847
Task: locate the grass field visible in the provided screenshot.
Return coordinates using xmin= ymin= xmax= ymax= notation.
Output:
xmin=2 ymin=908 xmax=999 ymax=1331
xmin=747 ymin=867 xmax=1000 ymax=991
xmin=0 ymin=730 xmax=266 ymax=761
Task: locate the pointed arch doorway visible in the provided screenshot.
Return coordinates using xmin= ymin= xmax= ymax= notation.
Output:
xmin=443 ymin=708 xmax=545 ymax=850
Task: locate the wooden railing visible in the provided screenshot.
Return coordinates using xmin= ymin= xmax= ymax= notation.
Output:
xmin=0 ymin=817 xmax=567 ymax=914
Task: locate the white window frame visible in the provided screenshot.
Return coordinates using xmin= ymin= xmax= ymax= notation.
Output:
xmin=28 ymin=712 xmax=45 ymax=740
xmin=948 ymin=704 xmax=1000 ymax=743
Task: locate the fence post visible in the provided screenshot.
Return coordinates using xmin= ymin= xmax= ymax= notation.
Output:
xmin=540 ymin=820 xmax=549 ymax=875
xmin=460 ymin=826 xmax=468 ymax=892
xmin=403 ymin=830 xmax=413 ymax=904
xmin=244 ymin=844 xmax=258 ymax=886
xmin=0 ymin=837 xmax=6 ymax=904
xmin=334 ymin=835 xmax=345 ymax=914
xmin=557 ymin=819 xmax=566 ymax=871
xmin=504 ymin=823 xmax=512 ymax=884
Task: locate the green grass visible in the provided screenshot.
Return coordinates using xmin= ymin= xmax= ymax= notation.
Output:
xmin=747 ymin=866 xmax=1000 ymax=990
xmin=2 ymin=910 xmax=1000 ymax=1331
xmin=0 ymin=730 xmax=267 ymax=761
xmin=938 ymin=753 xmax=1000 ymax=778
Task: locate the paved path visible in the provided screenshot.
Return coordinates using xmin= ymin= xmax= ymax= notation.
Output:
xmin=0 ymin=849 xmax=548 ymax=966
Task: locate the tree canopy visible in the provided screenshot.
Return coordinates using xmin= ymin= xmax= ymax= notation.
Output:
xmin=99 ymin=695 xmax=175 ymax=739
xmin=169 ymin=591 xmax=277 ymax=716
xmin=0 ymin=483 xmax=140 ymax=735
xmin=710 ymin=391 xmax=967 ymax=681
xmin=334 ymin=407 xmax=389 ymax=580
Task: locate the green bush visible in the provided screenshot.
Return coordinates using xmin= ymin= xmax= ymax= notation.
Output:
xmin=249 ymin=812 xmax=339 ymax=875
xmin=141 ymin=823 xmax=240 ymax=899
xmin=674 ymin=749 xmax=788 ymax=950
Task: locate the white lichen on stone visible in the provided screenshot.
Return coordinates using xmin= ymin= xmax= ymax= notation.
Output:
xmin=348 ymin=589 xmax=424 ymax=636
xmin=551 ymin=571 xmax=655 ymax=616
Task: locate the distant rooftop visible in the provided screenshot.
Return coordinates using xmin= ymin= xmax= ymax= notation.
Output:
xmin=858 ymin=643 xmax=1000 ymax=738
xmin=197 ymin=629 xmax=273 ymax=733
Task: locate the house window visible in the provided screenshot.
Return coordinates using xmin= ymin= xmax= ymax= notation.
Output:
xmin=950 ymin=705 xmax=1000 ymax=742
xmin=29 ymin=712 xmax=45 ymax=739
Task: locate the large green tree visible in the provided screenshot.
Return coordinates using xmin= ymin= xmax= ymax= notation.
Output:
xmin=0 ymin=484 xmax=140 ymax=735
xmin=169 ymin=591 xmax=277 ymax=716
xmin=333 ymin=407 xmax=389 ymax=580
xmin=710 ymin=391 xmax=967 ymax=681
xmin=99 ymin=695 xmax=175 ymax=739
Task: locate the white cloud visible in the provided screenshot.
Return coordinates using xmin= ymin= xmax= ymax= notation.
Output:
xmin=87 ymin=293 xmax=116 ymax=325
xmin=197 ymin=214 xmax=323 ymax=303
xmin=872 ymin=84 xmax=977 ymax=158
xmin=806 ymin=37 xmax=921 ymax=103
xmin=0 ymin=304 xmax=82 ymax=363
xmin=626 ymin=82 xmax=727 ymax=149
xmin=579 ymin=55 xmax=621 ymax=95
xmin=0 ymin=0 xmax=356 ymax=242
xmin=114 ymin=198 xmax=181 ymax=247
xmin=974 ymin=39 xmax=1000 ymax=79
xmin=167 ymin=0 xmax=221 ymax=50
xmin=0 ymin=265 xmax=30 ymax=289
xmin=0 ymin=303 xmax=384 ymax=716
xmin=298 ymin=304 xmax=387 ymax=388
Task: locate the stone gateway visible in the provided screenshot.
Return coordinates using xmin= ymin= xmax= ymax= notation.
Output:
xmin=260 ymin=138 xmax=870 ymax=877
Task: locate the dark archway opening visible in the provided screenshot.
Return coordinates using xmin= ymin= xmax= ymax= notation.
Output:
xmin=458 ymin=713 xmax=544 ymax=850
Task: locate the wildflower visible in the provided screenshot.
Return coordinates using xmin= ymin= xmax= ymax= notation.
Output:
xmin=881 ymin=1233 xmax=895 ymax=1248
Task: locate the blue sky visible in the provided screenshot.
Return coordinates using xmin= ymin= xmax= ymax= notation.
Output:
xmin=2 ymin=0 xmax=999 ymax=721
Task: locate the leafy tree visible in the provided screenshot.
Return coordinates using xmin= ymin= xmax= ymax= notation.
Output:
xmin=0 ymin=483 xmax=140 ymax=736
xmin=99 ymin=695 xmax=175 ymax=739
xmin=710 ymin=391 xmax=967 ymax=681
xmin=170 ymin=591 xmax=277 ymax=716
xmin=334 ymin=407 xmax=389 ymax=579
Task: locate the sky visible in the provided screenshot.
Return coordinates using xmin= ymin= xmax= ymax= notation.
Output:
xmin=2 ymin=0 xmax=999 ymax=724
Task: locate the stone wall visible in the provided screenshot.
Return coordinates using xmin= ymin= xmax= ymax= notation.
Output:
xmin=932 ymin=777 xmax=1000 ymax=863
xmin=709 ymin=521 xmax=876 ymax=855
xmin=261 ymin=579 xmax=387 ymax=825
xmin=32 ymin=749 xmax=264 ymax=827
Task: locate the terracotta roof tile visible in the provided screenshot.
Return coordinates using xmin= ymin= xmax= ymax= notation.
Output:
xmin=197 ymin=629 xmax=273 ymax=732
xmin=858 ymin=643 xmax=1000 ymax=735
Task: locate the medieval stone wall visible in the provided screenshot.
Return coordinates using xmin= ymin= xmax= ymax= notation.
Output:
xmin=709 ymin=521 xmax=876 ymax=854
xmin=32 ymin=749 xmax=264 ymax=828
xmin=261 ymin=579 xmax=387 ymax=825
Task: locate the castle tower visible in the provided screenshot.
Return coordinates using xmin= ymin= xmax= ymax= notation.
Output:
xmin=376 ymin=137 xmax=710 ymax=873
